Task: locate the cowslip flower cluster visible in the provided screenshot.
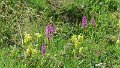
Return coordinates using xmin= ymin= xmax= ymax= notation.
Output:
xmin=26 ymin=46 xmax=38 ymax=56
xmin=35 ymin=33 xmax=42 ymax=38
xmin=71 ymin=34 xmax=84 ymax=48
xmin=24 ymin=33 xmax=32 ymax=43
xmin=45 ymin=23 xmax=55 ymax=40
xmin=79 ymin=46 xmax=84 ymax=53
xmin=41 ymin=43 xmax=46 ymax=56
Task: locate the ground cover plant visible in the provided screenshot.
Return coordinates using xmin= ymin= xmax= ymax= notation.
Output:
xmin=0 ymin=0 xmax=120 ymax=68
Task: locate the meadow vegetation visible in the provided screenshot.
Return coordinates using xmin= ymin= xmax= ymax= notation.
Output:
xmin=0 ymin=0 xmax=120 ymax=68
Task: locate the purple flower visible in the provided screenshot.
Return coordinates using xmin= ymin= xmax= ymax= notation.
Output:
xmin=50 ymin=24 xmax=55 ymax=33
xmin=41 ymin=43 xmax=46 ymax=56
xmin=45 ymin=25 xmax=50 ymax=36
xmin=45 ymin=23 xmax=55 ymax=40
xmin=91 ymin=18 xmax=95 ymax=27
xmin=82 ymin=16 xmax=87 ymax=29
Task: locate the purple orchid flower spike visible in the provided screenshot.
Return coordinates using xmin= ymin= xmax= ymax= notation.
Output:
xmin=45 ymin=23 xmax=55 ymax=40
xmin=82 ymin=16 xmax=87 ymax=29
xmin=41 ymin=43 xmax=46 ymax=56
xmin=91 ymin=18 xmax=95 ymax=27
xmin=45 ymin=24 xmax=51 ymax=38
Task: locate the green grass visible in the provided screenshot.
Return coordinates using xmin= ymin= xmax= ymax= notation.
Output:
xmin=0 ymin=0 xmax=120 ymax=68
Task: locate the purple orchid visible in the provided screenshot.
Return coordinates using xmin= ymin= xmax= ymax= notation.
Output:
xmin=41 ymin=43 xmax=46 ymax=56
xmin=45 ymin=23 xmax=55 ymax=40
xmin=82 ymin=16 xmax=87 ymax=29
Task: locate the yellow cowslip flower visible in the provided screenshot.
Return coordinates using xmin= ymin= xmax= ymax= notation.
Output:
xmin=24 ymin=33 xmax=32 ymax=43
xmin=31 ymin=49 xmax=38 ymax=55
xmin=74 ymin=41 xmax=80 ymax=48
xmin=35 ymin=33 xmax=42 ymax=38
xmin=116 ymin=40 xmax=120 ymax=45
xmin=71 ymin=35 xmax=77 ymax=43
xmin=78 ymin=34 xmax=83 ymax=41
xmin=26 ymin=46 xmax=38 ymax=56
xmin=79 ymin=46 xmax=84 ymax=53
xmin=26 ymin=45 xmax=32 ymax=55
xmin=71 ymin=34 xmax=84 ymax=48
xmin=26 ymin=48 xmax=31 ymax=55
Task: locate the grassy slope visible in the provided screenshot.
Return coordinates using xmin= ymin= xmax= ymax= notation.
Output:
xmin=0 ymin=0 xmax=120 ymax=68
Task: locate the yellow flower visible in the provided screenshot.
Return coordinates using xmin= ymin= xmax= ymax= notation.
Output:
xmin=35 ymin=33 xmax=42 ymax=38
xmin=26 ymin=48 xmax=31 ymax=55
xmin=71 ymin=34 xmax=84 ymax=48
xmin=78 ymin=34 xmax=83 ymax=41
xmin=24 ymin=33 xmax=32 ymax=43
xmin=32 ymin=49 xmax=38 ymax=55
xmin=74 ymin=41 xmax=80 ymax=48
xmin=26 ymin=46 xmax=38 ymax=56
xmin=71 ymin=35 xmax=77 ymax=43
xmin=79 ymin=46 xmax=84 ymax=53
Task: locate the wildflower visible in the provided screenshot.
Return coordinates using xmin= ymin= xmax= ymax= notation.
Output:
xmin=41 ymin=43 xmax=46 ymax=56
xmin=78 ymin=35 xmax=83 ymax=41
xmin=45 ymin=23 xmax=55 ymax=40
xmin=71 ymin=35 xmax=77 ymax=43
xmin=91 ymin=18 xmax=95 ymax=27
xmin=82 ymin=16 xmax=87 ymax=29
xmin=26 ymin=48 xmax=31 ymax=55
xmin=26 ymin=46 xmax=32 ymax=55
xmin=24 ymin=33 xmax=32 ymax=43
xmin=74 ymin=41 xmax=80 ymax=48
xmin=32 ymin=49 xmax=38 ymax=55
xmin=35 ymin=33 xmax=41 ymax=38
xmin=79 ymin=46 xmax=84 ymax=53
xmin=26 ymin=46 xmax=38 ymax=56
xmin=50 ymin=24 xmax=55 ymax=33
xmin=71 ymin=34 xmax=84 ymax=48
